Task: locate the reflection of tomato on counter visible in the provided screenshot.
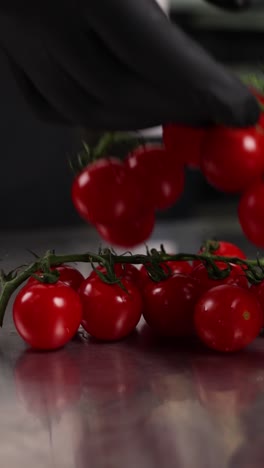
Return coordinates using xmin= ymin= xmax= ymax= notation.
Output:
xmin=192 ymin=351 xmax=264 ymax=415
xmin=14 ymin=350 xmax=82 ymax=416
xmin=79 ymin=345 xmax=142 ymax=408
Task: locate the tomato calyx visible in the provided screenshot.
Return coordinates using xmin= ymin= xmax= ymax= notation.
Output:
xmin=70 ymin=132 xmax=140 ymax=174
xmin=199 ymin=239 xmax=220 ymax=255
xmin=30 ymin=270 xmax=60 ymax=285
xmin=204 ymin=260 xmax=231 ymax=281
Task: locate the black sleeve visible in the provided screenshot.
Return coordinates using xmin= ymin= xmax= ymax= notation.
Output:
xmin=0 ymin=0 xmax=259 ymax=130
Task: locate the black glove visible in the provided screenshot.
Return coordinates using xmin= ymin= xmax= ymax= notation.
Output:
xmin=205 ymin=0 xmax=264 ymax=10
xmin=0 ymin=0 xmax=260 ymax=130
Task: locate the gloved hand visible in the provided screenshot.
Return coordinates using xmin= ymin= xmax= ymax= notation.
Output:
xmin=0 ymin=0 xmax=260 ymax=130
xmin=205 ymin=0 xmax=264 ymax=10
xmin=205 ymin=0 xmax=251 ymax=10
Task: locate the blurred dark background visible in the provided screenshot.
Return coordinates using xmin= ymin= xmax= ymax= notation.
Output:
xmin=1 ymin=0 xmax=264 ymax=229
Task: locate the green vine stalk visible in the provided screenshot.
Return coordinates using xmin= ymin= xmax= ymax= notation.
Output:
xmin=0 ymin=242 xmax=263 ymax=327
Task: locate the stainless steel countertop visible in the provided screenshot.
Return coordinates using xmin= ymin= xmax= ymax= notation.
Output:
xmin=0 ymin=220 xmax=264 ymax=468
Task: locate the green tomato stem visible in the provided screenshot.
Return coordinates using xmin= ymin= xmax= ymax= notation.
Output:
xmin=0 ymin=249 xmax=261 ymax=327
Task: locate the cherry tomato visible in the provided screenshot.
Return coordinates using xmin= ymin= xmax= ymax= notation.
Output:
xmin=142 ymin=274 xmax=201 ymax=337
xmin=125 ymin=145 xmax=185 ymax=210
xmin=28 ymin=265 xmax=85 ymax=291
xmin=79 ymin=277 xmax=142 ymax=341
xmin=96 ymin=211 xmax=155 ymax=248
xmin=250 ymin=281 xmax=264 ymax=325
xmin=71 ymin=157 xmax=145 ymax=224
xmin=13 ymin=282 xmax=83 ymax=350
xmin=15 ymin=350 xmax=81 ymax=415
xmin=193 ymin=240 xmax=247 ymax=269
xmin=194 ymin=285 xmax=262 ymax=352
xmin=198 ymin=241 xmax=246 ymax=259
xmin=89 ymin=263 xmax=141 ymax=287
xmin=140 ymin=260 xmax=192 ymax=286
xmin=191 ymin=262 xmax=248 ymax=295
xmin=162 ymin=124 xmax=206 ymax=169
xmin=238 ymin=181 xmax=264 ymax=248
xmin=201 ymin=127 xmax=264 ymax=193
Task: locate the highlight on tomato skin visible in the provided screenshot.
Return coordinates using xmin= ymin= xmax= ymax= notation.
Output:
xmin=194 ymin=284 xmax=263 ymax=353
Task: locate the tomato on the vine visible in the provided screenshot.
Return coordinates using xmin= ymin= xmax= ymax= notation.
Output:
xmin=28 ymin=265 xmax=85 ymax=291
xmin=191 ymin=262 xmax=248 ymax=295
xmin=71 ymin=157 xmax=145 ymax=224
xmin=140 ymin=260 xmax=192 ymax=286
xmin=198 ymin=241 xmax=246 ymax=259
xmin=201 ymin=126 xmax=264 ymax=193
xmin=193 ymin=240 xmax=247 ymax=269
xmin=194 ymin=285 xmax=262 ymax=352
xmin=142 ymin=274 xmax=201 ymax=337
xmin=238 ymin=181 xmax=264 ymax=248
xmin=125 ymin=145 xmax=185 ymax=210
xmin=250 ymin=281 xmax=264 ymax=325
xmin=79 ymin=276 xmax=142 ymax=341
xmin=89 ymin=263 xmax=141 ymax=287
xmin=162 ymin=124 xmax=206 ymax=169
xmin=13 ymin=282 xmax=83 ymax=350
xmin=96 ymin=211 xmax=155 ymax=248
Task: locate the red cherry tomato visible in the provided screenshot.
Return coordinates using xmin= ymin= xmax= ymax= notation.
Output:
xmin=201 ymin=127 xmax=264 ymax=193
xmin=198 ymin=241 xmax=246 ymax=259
xmin=96 ymin=211 xmax=155 ymax=248
xmin=193 ymin=240 xmax=247 ymax=269
xmin=163 ymin=124 xmax=206 ymax=169
xmin=13 ymin=282 xmax=83 ymax=350
xmin=238 ymin=181 xmax=264 ymax=248
xmin=140 ymin=260 xmax=192 ymax=285
xmin=192 ymin=262 xmax=248 ymax=295
xmin=15 ymin=350 xmax=81 ymax=415
xmin=125 ymin=145 xmax=185 ymax=210
xmin=79 ymin=277 xmax=142 ymax=341
xmin=71 ymin=157 xmax=144 ymax=224
xmin=194 ymin=285 xmax=262 ymax=352
xmin=89 ymin=263 xmax=141 ymax=287
xmin=28 ymin=265 xmax=85 ymax=291
xmin=250 ymin=281 xmax=264 ymax=325
xmin=142 ymin=274 xmax=201 ymax=337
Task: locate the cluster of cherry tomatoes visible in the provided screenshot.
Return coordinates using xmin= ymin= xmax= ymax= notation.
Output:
xmin=12 ymin=241 xmax=264 ymax=354
xmin=71 ymin=145 xmax=185 ymax=248
xmin=163 ymin=87 xmax=264 ymax=248
xmin=71 ymin=87 xmax=264 ymax=249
